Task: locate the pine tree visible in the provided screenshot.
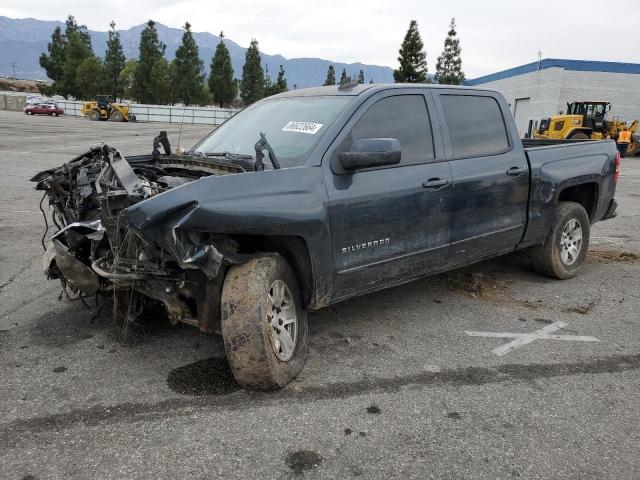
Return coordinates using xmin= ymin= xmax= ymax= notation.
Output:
xmin=39 ymin=26 xmax=66 ymax=83
xmin=240 ymin=39 xmax=264 ymax=104
xmin=172 ymin=22 xmax=205 ymax=105
xmin=276 ymin=65 xmax=288 ymax=92
xmin=357 ymin=69 xmax=365 ymax=84
xmin=133 ymin=20 xmax=166 ymax=104
xmin=323 ymin=65 xmax=336 ymax=86
xmin=104 ymin=21 xmax=126 ymax=99
xmin=208 ymin=32 xmax=237 ymax=107
xmin=434 ymin=18 xmax=465 ymax=85
xmin=76 ymin=56 xmax=104 ymax=99
xmin=393 ymin=20 xmax=428 ymax=83
xmin=263 ymin=64 xmax=273 ymax=96
xmin=61 ymin=16 xmax=95 ymax=98
xmin=339 ymin=68 xmax=348 ymax=85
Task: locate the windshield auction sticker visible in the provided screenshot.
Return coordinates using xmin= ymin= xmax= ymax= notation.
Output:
xmin=282 ymin=121 xmax=323 ymax=134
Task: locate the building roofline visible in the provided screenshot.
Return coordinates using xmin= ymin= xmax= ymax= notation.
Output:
xmin=465 ymin=58 xmax=640 ymax=86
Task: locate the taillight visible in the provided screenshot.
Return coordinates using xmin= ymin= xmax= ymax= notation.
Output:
xmin=614 ymin=151 xmax=620 ymax=184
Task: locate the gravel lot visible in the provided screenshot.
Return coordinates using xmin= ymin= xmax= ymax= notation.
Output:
xmin=1 ymin=109 xmax=639 ymax=479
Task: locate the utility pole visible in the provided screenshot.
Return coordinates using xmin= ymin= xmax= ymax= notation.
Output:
xmin=537 ymin=51 xmax=542 ymax=71
xmin=11 ymin=62 xmax=16 ymax=78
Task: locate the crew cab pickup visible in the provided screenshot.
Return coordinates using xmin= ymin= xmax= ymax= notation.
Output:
xmin=32 ymin=84 xmax=619 ymax=389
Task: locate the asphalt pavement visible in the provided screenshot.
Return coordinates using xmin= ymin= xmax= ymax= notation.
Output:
xmin=1 ymin=110 xmax=639 ymax=479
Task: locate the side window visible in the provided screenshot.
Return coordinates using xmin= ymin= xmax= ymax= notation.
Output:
xmin=343 ymin=95 xmax=435 ymax=165
xmin=441 ymin=95 xmax=510 ymax=159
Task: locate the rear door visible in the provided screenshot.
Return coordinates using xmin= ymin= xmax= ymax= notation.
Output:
xmin=324 ymin=90 xmax=453 ymax=300
xmin=433 ymin=91 xmax=529 ymax=263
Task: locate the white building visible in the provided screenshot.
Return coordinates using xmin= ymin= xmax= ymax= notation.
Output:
xmin=466 ymin=58 xmax=640 ymax=138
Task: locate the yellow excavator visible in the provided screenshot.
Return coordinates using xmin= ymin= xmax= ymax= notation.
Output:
xmin=533 ymin=101 xmax=639 ymax=156
xmin=80 ymin=95 xmax=135 ymax=122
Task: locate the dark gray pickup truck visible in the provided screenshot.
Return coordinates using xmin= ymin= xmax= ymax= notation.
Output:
xmin=33 ymin=83 xmax=619 ymax=389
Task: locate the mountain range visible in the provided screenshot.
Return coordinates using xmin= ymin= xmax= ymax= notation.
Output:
xmin=0 ymin=16 xmax=395 ymax=88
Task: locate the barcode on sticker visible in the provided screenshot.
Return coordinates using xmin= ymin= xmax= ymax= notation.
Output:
xmin=282 ymin=121 xmax=323 ymax=134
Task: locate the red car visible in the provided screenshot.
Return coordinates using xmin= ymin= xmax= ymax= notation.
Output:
xmin=25 ymin=104 xmax=64 ymax=116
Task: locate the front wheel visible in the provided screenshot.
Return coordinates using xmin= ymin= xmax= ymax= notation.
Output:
xmin=221 ymin=255 xmax=308 ymax=390
xmin=530 ymin=201 xmax=590 ymax=279
xmin=569 ymin=132 xmax=590 ymax=140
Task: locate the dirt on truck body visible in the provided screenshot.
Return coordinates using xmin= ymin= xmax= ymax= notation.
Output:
xmin=32 ymin=83 xmax=619 ymax=390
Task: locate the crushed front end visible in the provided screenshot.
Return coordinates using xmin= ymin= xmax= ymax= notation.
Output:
xmin=32 ymin=142 xmax=250 ymax=333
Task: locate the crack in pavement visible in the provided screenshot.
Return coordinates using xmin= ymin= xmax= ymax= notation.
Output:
xmin=1 ymin=352 xmax=638 ymax=446
xmin=0 ymin=265 xmax=31 ymax=292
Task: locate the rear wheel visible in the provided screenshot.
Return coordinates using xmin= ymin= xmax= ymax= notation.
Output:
xmin=221 ymin=255 xmax=308 ymax=390
xmin=569 ymin=132 xmax=590 ymax=140
xmin=88 ymin=109 xmax=101 ymax=121
xmin=530 ymin=201 xmax=590 ymax=279
xmin=110 ymin=110 xmax=124 ymax=122
xmin=26 ymin=111 xmax=32 ymax=115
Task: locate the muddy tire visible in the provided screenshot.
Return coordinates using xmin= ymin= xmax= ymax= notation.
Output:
xmin=531 ymin=201 xmax=590 ymax=279
xmin=221 ymin=255 xmax=308 ymax=390
xmin=88 ymin=109 xmax=101 ymax=121
xmin=110 ymin=110 xmax=124 ymax=122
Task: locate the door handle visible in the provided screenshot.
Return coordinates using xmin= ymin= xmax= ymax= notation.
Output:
xmin=422 ymin=178 xmax=450 ymax=189
xmin=506 ymin=166 xmax=527 ymax=176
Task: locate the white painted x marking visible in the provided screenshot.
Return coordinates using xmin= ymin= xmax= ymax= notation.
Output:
xmin=465 ymin=321 xmax=600 ymax=356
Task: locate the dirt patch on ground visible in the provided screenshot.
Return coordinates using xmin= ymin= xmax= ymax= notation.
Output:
xmin=586 ymin=250 xmax=640 ymax=264
xmin=562 ymin=301 xmax=597 ymax=315
xmin=441 ymin=271 xmax=507 ymax=298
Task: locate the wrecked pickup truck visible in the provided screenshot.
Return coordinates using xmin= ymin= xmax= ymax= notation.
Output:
xmin=32 ymin=83 xmax=619 ymax=389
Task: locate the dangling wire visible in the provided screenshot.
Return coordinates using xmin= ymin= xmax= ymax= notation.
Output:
xmin=38 ymin=191 xmax=49 ymax=251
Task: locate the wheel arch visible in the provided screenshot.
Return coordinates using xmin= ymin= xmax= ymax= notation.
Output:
xmin=557 ymin=182 xmax=599 ymax=221
xmin=231 ymin=234 xmax=315 ymax=308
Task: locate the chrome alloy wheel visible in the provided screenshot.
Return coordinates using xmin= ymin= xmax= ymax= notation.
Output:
xmin=266 ymin=279 xmax=298 ymax=361
xmin=560 ymin=218 xmax=583 ymax=265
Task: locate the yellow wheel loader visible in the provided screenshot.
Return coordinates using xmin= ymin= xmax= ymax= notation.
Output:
xmin=80 ymin=95 xmax=135 ymax=122
xmin=533 ymin=101 xmax=639 ymax=156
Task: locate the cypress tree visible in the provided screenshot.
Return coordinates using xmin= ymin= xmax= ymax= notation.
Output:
xmin=339 ymin=68 xmax=348 ymax=85
xmin=357 ymin=69 xmax=365 ymax=84
xmin=172 ymin=22 xmax=205 ymax=105
xmin=435 ymin=18 xmax=465 ymax=85
xmin=104 ymin=21 xmax=126 ymax=99
xmin=133 ymin=20 xmax=166 ymax=104
xmin=323 ymin=65 xmax=336 ymax=86
xmin=208 ymin=32 xmax=237 ymax=107
xmin=76 ymin=56 xmax=105 ymax=99
xmin=240 ymin=39 xmax=264 ymax=104
xmin=148 ymin=57 xmax=173 ymax=105
xmin=393 ymin=20 xmax=428 ymax=83
xmin=39 ymin=26 xmax=66 ymax=84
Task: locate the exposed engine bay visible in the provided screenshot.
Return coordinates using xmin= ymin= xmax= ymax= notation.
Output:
xmin=31 ymin=133 xmax=253 ymax=333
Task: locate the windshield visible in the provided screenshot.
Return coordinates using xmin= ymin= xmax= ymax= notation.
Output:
xmin=194 ymin=96 xmax=352 ymax=168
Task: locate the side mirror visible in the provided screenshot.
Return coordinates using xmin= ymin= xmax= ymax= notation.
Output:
xmin=338 ymin=138 xmax=401 ymax=172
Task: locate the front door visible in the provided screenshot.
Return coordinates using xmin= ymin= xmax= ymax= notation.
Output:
xmin=324 ymin=91 xmax=453 ymax=300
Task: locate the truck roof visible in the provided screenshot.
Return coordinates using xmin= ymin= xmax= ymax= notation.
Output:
xmin=272 ymin=83 xmax=496 ymax=98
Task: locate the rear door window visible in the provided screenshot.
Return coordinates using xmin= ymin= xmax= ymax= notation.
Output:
xmin=440 ymin=95 xmax=510 ymax=159
xmin=343 ymin=94 xmax=435 ymax=165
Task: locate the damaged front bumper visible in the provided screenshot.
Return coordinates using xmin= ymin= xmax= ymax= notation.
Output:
xmin=33 ymin=143 xmax=250 ymax=332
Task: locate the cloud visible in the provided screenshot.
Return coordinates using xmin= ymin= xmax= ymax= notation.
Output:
xmin=1 ymin=0 xmax=637 ymax=77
